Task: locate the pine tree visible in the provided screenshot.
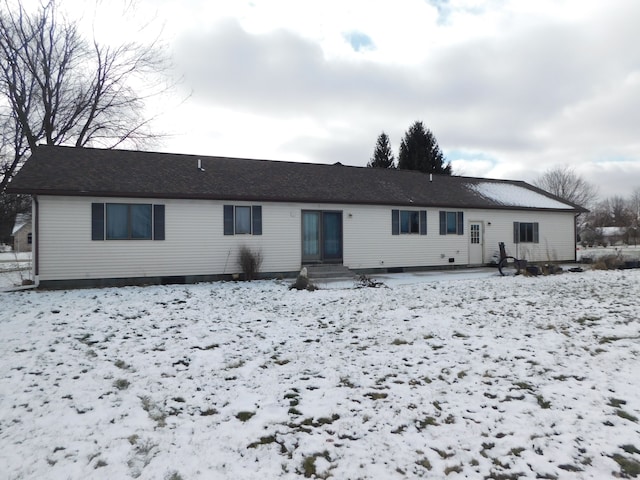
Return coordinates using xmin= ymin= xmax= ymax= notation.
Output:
xmin=397 ymin=121 xmax=451 ymax=174
xmin=367 ymin=132 xmax=395 ymax=168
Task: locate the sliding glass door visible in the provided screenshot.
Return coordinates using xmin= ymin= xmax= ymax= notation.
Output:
xmin=302 ymin=210 xmax=343 ymax=264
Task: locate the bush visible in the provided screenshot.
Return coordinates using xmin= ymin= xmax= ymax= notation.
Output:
xmin=592 ymin=255 xmax=624 ymax=270
xmin=238 ymin=246 xmax=263 ymax=281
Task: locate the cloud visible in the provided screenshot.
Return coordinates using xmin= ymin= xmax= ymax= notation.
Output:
xmin=167 ymin=1 xmax=640 ymax=197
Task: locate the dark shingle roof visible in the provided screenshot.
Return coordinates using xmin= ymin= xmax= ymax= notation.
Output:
xmin=6 ymin=145 xmax=586 ymax=212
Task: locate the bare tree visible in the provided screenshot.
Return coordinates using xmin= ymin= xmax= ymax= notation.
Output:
xmin=627 ymin=188 xmax=640 ymax=224
xmin=0 ymin=0 xmax=172 ymax=241
xmin=0 ymin=0 xmax=171 ymax=192
xmin=533 ymin=166 xmax=598 ymax=209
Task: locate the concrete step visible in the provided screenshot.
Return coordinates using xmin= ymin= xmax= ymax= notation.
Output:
xmin=304 ymin=264 xmax=356 ymax=279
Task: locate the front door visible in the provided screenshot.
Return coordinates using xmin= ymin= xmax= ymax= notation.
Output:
xmin=469 ymin=222 xmax=484 ymax=265
xmin=302 ymin=210 xmax=343 ymax=264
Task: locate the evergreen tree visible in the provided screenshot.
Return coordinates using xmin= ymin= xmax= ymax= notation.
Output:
xmin=397 ymin=121 xmax=451 ymax=174
xmin=367 ymin=132 xmax=395 ymax=168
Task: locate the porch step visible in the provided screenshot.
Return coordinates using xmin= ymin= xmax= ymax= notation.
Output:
xmin=304 ymin=264 xmax=357 ymax=280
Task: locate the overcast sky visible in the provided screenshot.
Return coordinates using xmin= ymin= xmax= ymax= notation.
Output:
xmin=82 ymin=0 xmax=640 ymax=200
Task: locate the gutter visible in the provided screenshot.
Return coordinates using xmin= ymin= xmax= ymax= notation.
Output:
xmin=33 ymin=196 xmax=40 ymax=286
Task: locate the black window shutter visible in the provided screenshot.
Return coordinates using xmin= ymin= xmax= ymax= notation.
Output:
xmin=457 ymin=212 xmax=464 ymax=235
xmin=252 ymin=206 xmax=262 ymax=235
xmin=513 ymin=222 xmax=520 ymax=244
xmin=439 ymin=211 xmax=446 ymax=235
xmin=391 ymin=209 xmax=399 ymax=235
xmin=419 ymin=210 xmax=427 ymax=235
xmin=153 ymin=205 xmax=165 ymax=240
xmin=223 ymin=205 xmax=234 ymax=235
xmin=91 ymin=203 xmax=104 ymax=240
xmin=533 ymin=222 xmax=539 ymax=243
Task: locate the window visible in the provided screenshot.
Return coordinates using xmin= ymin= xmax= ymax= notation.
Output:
xmin=235 ymin=206 xmax=251 ymax=234
xmin=401 ymin=211 xmax=419 ymax=234
xmin=392 ymin=210 xmax=427 ymax=235
xmin=91 ymin=203 xmax=164 ymax=240
xmin=224 ymin=205 xmax=262 ymax=235
xmin=514 ymin=222 xmax=539 ymax=243
xmin=439 ymin=211 xmax=464 ymax=235
xmin=107 ymin=203 xmax=152 ymax=239
xmin=470 ymin=224 xmax=480 ymax=244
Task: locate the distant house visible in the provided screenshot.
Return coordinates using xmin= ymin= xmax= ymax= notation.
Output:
xmin=6 ymin=145 xmax=587 ymax=288
xmin=581 ymin=226 xmax=628 ymax=246
xmin=11 ymin=213 xmax=32 ymax=253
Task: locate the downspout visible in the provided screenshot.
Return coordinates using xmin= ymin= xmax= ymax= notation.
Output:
xmin=574 ymin=213 xmax=580 ymax=263
xmin=33 ymin=196 xmax=39 ymax=286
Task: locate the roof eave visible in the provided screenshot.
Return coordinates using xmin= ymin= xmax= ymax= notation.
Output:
xmin=8 ymin=188 xmax=586 ymax=213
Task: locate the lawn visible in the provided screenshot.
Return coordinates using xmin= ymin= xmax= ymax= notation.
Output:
xmin=1 ymin=269 xmax=639 ymax=479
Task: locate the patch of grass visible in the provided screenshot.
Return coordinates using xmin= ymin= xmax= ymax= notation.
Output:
xmin=611 ymin=454 xmax=640 ymax=477
xmin=558 ymin=464 xmax=582 ymax=472
xmin=535 ymin=473 xmax=558 ymax=479
xmin=365 ymin=392 xmax=388 ymax=400
xmin=575 ymin=315 xmax=601 ymax=325
xmin=536 ymin=394 xmax=551 ymax=409
xmin=236 ymin=411 xmax=255 ymax=422
xmin=113 ymin=378 xmax=130 ymax=390
xmin=114 ymin=359 xmax=126 ymax=369
xmin=513 ymin=381 xmax=534 ymax=390
xmin=165 ymin=472 xmax=184 ymax=480
xmin=616 ymin=409 xmax=638 ymax=423
xmin=391 ymin=424 xmax=407 ymax=434
xmin=599 ymin=335 xmax=640 ymax=344
xmin=416 ymin=416 xmax=439 ymax=430
xmin=200 ymin=407 xmax=217 ymax=416
xmin=226 ymin=359 xmax=246 ymax=369
xmin=431 ymin=448 xmax=454 ymax=459
xmin=486 ymin=473 xmax=526 ymax=480
xmin=509 ymin=447 xmax=525 ymax=457
xmin=608 ymin=398 xmax=627 ymax=408
xmin=391 ymin=338 xmax=410 ymax=345
xmin=622 ymin=444 xmax=640 ymax=455
xmin=480 ymin=442 xmax=495 ymax=458
xmin=248 ymin=435 xmax=277 ymax=449
xmin=140 ymin=396 xmax=167 ymax=427
xmin=452 ymin=331 xmax=469 ymax=338
xmin=299 ymin=451 xmax=331 ymax=478
xmin=444 ymin=464 xmax=463 ymax=475
xmin=416 ymin=457 xmax=432 ymax=470
xmin=338 ymin=376 xmax=356 ymax=388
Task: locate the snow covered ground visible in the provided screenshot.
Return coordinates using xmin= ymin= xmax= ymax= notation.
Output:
xmin=1 ymin=269 xmax=639 ymax=479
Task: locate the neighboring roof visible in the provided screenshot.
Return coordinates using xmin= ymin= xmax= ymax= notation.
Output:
xmin=599 ymin=227 xmax=626 ymax=236
xmin=11 ymin=213 xmax=31 ymax=236
xmin=6 ymin=145 xmax=587 ymax=212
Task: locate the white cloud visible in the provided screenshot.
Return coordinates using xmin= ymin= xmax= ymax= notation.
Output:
xmin=53 ymin=0 xmax=640 ymax=199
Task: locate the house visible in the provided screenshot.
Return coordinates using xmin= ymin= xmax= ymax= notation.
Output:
xmin=6 ymin=145 xmax=586 ymax=288
xmin=11 ymin=213 xmax=32 ymax=253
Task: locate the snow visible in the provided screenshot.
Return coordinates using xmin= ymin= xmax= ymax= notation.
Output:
xmin=468 ymin=182 xmax=575 ymax=209
xmin=1 ymin=270 xmax=639 ymax=479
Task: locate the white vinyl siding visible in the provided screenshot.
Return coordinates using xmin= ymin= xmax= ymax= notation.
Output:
xmin=34 ymin=196 xmax=577 ymax=282
xmin=36 ymin=196 xmax=299 ymax=281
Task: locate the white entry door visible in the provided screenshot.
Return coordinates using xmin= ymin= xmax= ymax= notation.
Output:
xmin=469 ymin=222 xmax=484 ymax=265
